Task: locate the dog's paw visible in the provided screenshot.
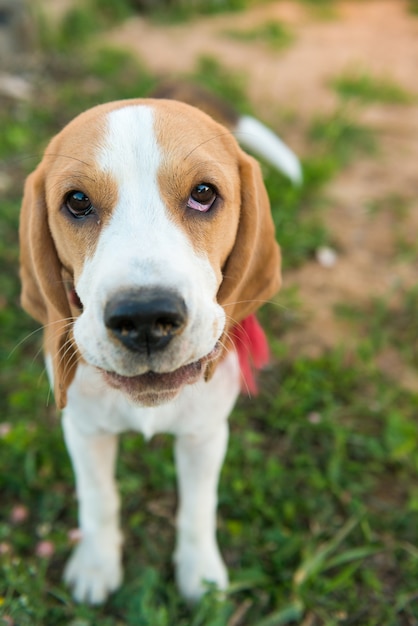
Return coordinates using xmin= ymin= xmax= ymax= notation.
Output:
xmin=64 ymin=531 xmax=123 ymax=604
xmin=175 ymin=543 xmax=228 ymax=603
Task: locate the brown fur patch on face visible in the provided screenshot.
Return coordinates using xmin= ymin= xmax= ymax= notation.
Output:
xmin=152 ymin=99 xmax=242 ymax=289
xmin=43 ymin=109 xmax=119 ymax=284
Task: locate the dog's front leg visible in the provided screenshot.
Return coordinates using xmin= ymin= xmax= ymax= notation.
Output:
xmin=62 ymin=413 xmax=123 ymax=604
xmin=174 ymin=420 xmax=229 ymax=602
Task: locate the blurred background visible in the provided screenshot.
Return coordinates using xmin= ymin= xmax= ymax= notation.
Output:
xmin=1 ymin=1 xmax=418 ymax=624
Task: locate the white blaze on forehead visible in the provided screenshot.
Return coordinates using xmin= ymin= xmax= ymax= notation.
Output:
xmin=99 ymin=105 xmax=161 ymax=219
xmin=97 ymin=103 xmax=180 ymax=265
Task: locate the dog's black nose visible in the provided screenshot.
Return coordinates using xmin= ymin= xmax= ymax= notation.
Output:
xmin=104 ymin=290 xmax=187 ymax=353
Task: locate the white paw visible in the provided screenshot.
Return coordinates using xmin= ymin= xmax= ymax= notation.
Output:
xmin=64 ymin=531 xmax=123 ymax=604
xmin=175 ymin=543 xmax=228 ymax=603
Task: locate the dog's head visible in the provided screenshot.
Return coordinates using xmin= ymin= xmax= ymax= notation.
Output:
xmin=20 ymin=99 xmax=281 ymax=408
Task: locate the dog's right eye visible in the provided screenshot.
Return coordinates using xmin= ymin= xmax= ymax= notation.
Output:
xmin=65 ymin=191 xmax=94 ymax=219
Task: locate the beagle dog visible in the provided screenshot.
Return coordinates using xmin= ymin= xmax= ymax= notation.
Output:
xmin=19 ymin=93 xmax=300 ymax=604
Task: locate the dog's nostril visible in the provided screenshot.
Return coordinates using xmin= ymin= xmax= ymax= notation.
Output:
xmin=113 ymin=315 xmax=180 ymax=339
xmin=117 ymin=319 xmax=137 ymax=336
xmin=104 ymin=291 xmax=187 ymax=353
xmin=155 ymin=314 xmax=184 ymax=333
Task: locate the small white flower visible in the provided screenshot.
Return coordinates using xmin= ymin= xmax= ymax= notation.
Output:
xmin=316 ymin=246 xmax=338 ymax=268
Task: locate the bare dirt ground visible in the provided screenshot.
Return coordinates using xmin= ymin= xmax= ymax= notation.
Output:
xmin=105 ymin=1 xmax=418 ymax=389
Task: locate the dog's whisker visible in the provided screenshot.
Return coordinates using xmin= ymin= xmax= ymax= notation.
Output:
xmin=62 ymin=349 xmax=80 ymax=384
xmin=45 ymin=377 xmax=53 ymax=407
xmin=223 ymin=297 xmax=295 ymax=314
xmin=39 ymin=321 xmax=77 ymax=363
xmin=42 ymin=153 xmax=94 ymax=168
xmin=8 ymin=316 xmax=76 ymax=358
xmin=183 ymin=131 xmax=236 ymax=161
xmin=8 ymin=326 xmax=46 ymax=358
xmin=216 ymin=336 xmax=232 ymax=357
xmin=57 ymin=336 xmax=78 ymax=376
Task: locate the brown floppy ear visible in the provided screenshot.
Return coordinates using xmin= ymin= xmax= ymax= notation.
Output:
xmin=217 ymin=151 xmax=282 ymax=331
xmin=19 ymin=165 xmax=78 ymax=409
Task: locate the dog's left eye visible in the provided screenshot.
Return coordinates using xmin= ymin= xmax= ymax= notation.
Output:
xmin=65 ymin=191 xmax=94 ymax=219
xmin=187 ymin=184 xmax=217 ymax=212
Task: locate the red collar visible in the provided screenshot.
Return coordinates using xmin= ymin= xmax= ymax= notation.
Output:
xmin=230 ymin=314 xmax=270 ymax=395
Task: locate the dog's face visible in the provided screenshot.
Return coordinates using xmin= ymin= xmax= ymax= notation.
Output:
xmin=20 ymin=99 xmax=281 ymax=408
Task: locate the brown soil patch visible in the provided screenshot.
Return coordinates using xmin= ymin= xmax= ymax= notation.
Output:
xmin=107 ymin=0 xmax=418 ymax=115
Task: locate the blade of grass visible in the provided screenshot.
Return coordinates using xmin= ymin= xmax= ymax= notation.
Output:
xmin=255 ymin=600 xmax=304 ymax=626
xmin=293 ymin=516 xmax=360 ymax=587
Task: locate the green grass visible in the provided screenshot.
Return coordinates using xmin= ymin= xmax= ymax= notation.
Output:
xmin=408 ymin=0 xmax=418 ymax=16
xmin=146 ymin=0 xmax=253 ymax=22
xmin=298 ymin=0 xmax=338 ymax=20
xmin=336 ymin=286 xmax=418 ymax=371
xmin=1 ymin=11 xmax=418 ymax=626
xmin=189 ymin=55 xmax=251 ymax=115
xmin=224 ymin=20 xmax=294 ymax=50
xmin=309 ymin=108 xmax=377 ymax=167
xmin=3 ymin=337 xmax=418 ymax=624
xmin=332 ymin=70 xmax=414 ymax=105
xmin=37 ymin=1 xmax=128 ymax=53
xmin=364 ymin=192 xmax=418 ymax=260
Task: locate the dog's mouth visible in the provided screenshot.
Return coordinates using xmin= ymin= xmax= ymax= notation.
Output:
xmin=99 ymin=343 xmax=221 ymax=405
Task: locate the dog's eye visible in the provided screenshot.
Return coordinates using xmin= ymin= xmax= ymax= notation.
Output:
xmin=187 ymin=183 xmax=217 ymax=213
xmin=65 ymin=191 xmax=94 ymax=219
